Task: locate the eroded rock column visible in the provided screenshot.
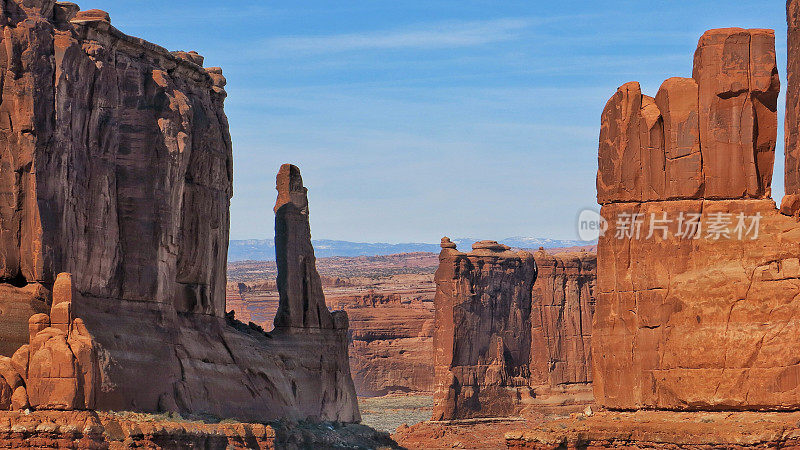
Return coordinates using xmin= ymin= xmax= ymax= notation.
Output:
xmin=432 ymin=238 xmax=537 ymax=420
xmin=273 ymin=164 xmax=334 ymax=330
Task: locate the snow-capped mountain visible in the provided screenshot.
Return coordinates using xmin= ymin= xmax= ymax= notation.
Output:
xmin=228 ymin=237 xmax=594 ymax=262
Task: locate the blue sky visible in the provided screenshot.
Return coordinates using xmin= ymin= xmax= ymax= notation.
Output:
xmin=84 ymin=1 xmax=787 ymax=243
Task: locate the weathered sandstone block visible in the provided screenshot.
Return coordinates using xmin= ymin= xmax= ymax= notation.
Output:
xmin=693 ymin=28 xmax=778 ymax=199
xmin=432 ymin=238 xmax=538 ymax=420
xmin=655 ymin=77 xmax=702 ymax=198
xmin=598 ymin=29 xmax=778 ymax=204
xmin=594 ymin=27 xmax=800 ymax=410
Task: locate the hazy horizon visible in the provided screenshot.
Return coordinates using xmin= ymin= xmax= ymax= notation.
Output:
xmin=83 ymin=1 xmax=787 ymax=242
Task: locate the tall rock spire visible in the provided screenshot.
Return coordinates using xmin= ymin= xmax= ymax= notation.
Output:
xmin=273 ymin=164 xmax=334 ymax=329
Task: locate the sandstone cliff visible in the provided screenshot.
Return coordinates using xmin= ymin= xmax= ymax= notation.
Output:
xmin=432 ymin=238 xmax=538 ymax=420
xmin=0 ymin=0 xmax=358 ymax=423
xmin=593 ymin=26 xmax=800 ymax=411
xmin=530 ymin=251 xmax=595 ymax=388
xmin=330 ymin=293 xmax=435 ymax=396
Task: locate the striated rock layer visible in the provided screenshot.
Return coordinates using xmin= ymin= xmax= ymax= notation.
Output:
xmin=530 ymin=250 xmax=596 ymax=389
xmin=0 ymin=410 xmax=397 ymax=449
xmin=505 ymin=411 xmax=800 ymax=449
xmin=0 ymin=0 xmax=358 ymax=422
xmin=432 ymin=238 xmax=538 ymax=420
xmin=593 ymin=27 xmax=800 ymax=411
xmin=329 ymin=293 xmax=435 ymax=396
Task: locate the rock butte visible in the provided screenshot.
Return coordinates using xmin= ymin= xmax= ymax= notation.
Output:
xmin=399 ymin=10 xmax=800 ymax=446
xmin=226 ymin=249 xmax=597 ymax=402
xmin=432 ymin=238 xmax=538 ymax=420
xmin=594 ymin=22 xmax=800 ymax=411
xmin=432 ymin=239 xmax=597 ymax=420
xmin=0 ymin=0 xmax=358 ymax=423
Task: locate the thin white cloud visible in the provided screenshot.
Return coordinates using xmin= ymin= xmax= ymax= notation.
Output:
xmin=261 ymin=18 xmax=533 ymax=55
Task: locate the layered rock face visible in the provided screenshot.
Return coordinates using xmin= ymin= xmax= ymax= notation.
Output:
xmin=432 ymin=238 xmax=538 ymax=420
xmin=329 ymin=293 xmax=435 ymax=396
xmin=0 ymin=2 xmax=232 ymax=318
xmin=593 ymin=27 xmax=800 ymax=410
xmin=530 ymin=251 xmax=596 ymax=388
xmin=0 ymin=0 xmax=358 ymax=422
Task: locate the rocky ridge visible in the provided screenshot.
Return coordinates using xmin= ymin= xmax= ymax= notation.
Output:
xmin=0 ymin=410 xmax=398 ymax=449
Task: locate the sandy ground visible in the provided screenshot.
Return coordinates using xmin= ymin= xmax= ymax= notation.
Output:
xmin=359 ymin=394 xmax=433 ymax=434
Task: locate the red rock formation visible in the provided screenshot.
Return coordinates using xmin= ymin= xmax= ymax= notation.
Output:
xmin=270 ymin=163 xmax=359 ymax=416
xmin=530 ymin=251 xmax=596 ymax=388
xmin=274 ymin=164 xmax=334 ymax=330
xmin=0 ymin=0 xmax=358 ymax=423
xmin=593 ymin=27 xmax=800 ymax=411
xmin=693 ymin=29 xmax=778 ymax=199
xmin=334 ymin=293 xmax=435 ymax=396
xmin=432 ymin=238 xmax=538 ymax=420
xmin=597 ymin=29 xmax=778 ymax=204
xmin=787 ymin=0 xmax=800 ymax=204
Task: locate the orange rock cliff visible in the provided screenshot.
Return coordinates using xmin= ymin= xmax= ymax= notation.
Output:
xmin=0 ymin=0 xmax=358 ymax=422
xmin=594 ymin=23 xmax=800 ymax=410
xmin=431 ymin=240 xmax=597 ymax=420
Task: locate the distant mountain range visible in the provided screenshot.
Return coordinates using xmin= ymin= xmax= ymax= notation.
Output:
xmin=228 ymin=237 xmax=593 ymax=262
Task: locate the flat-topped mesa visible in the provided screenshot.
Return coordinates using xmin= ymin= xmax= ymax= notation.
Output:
xmin=432 ymin=238 xmax=538 ymax=420
xmin=594 ymin=25 xmax=800 ymax=412
xmin=597 ymin=28 xmax=779 ymax=204
xmin=273 ymin=164 xmax=335 ymax=330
